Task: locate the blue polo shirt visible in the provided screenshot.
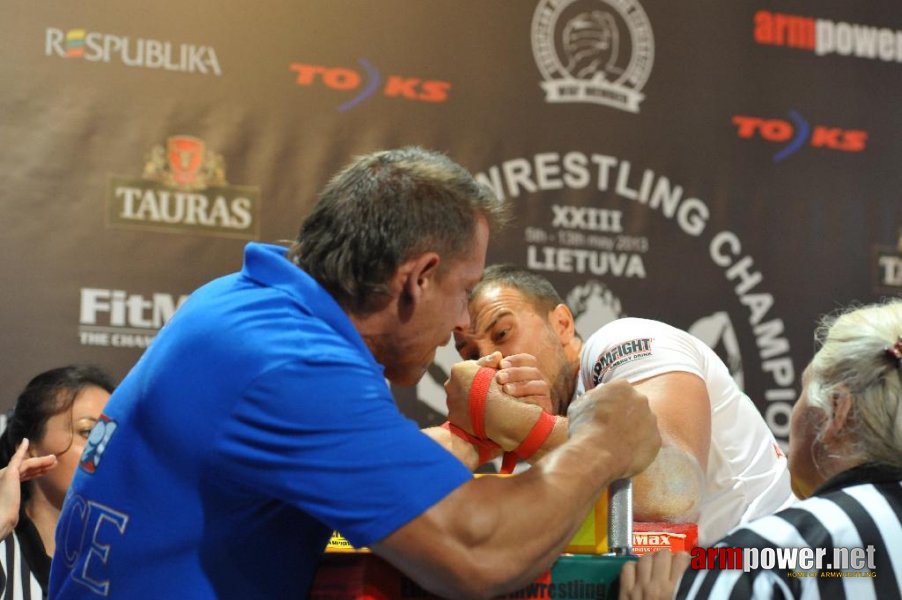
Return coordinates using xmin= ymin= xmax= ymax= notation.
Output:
xmin=50 ymin=243 xmax=471 ymax=599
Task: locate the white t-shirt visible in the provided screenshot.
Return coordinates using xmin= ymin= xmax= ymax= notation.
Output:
xmin=578 ymin=317 xmax=796 ymax=545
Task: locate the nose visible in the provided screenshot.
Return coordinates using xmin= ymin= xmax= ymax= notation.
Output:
xmin=454 ymin=301 xmax=471 ymax=331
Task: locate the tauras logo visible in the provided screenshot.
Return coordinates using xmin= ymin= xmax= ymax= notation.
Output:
xmin=45 ymin=28 xmax=221 ymax=75
xmin=79 ymin=288 xmax=188 ymax=348
xmin=108 ymin=136 xmax=260 ymax=239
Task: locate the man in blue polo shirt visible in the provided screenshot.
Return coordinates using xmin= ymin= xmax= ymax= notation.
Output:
xmin=50 ymin=147 xmax=662 ymax=599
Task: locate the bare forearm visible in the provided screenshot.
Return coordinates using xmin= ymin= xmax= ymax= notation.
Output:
xmin=377 ymin=424 xmax=623 ymax=599
xmin=422 ymin=426 xmax=481 ymax=471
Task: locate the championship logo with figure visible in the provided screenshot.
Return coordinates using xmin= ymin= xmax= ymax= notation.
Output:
xmin=531 ymin=0 xmax=654 ymax=113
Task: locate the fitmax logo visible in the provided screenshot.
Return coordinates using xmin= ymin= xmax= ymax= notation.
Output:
xmin=732 ymin=112 xmax=867 ymax=162
xmin=79 ymin=288 xmax=188 ymax=348
xmin=289 ymin=60 xmax=450 ymax=111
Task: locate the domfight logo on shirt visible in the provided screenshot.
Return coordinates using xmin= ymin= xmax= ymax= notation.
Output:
xmin=754 ymin=11 xmax=902 ymax=64
xmin=590 ymin=337 xmax=653 ymax=385
xmin=289 ymin=60 xmax=451 ymax=111
xmin=45 ymin=27 xmax=222 ymax=76
xmin=531 ymin=0 xmax=654 ymax=113
xmin=107 ymin=135 xmax=261 ymax=239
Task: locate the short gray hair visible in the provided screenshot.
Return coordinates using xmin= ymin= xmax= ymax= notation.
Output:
xmin=807 ymin=298 xmax=902 ymax=468
xmin=289 ymin=147 xmax=509 ymax=313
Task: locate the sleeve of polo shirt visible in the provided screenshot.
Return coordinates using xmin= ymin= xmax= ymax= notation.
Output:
xmin=212 ymin=356 xmax=472 ymax=549
xmin=580 ymin=318 xmax=705 ymax=389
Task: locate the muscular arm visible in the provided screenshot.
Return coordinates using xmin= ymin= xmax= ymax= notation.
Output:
xmin=373 ymin=381 xmax=662 ymax=600
xmin=422 ymin=425 xmax=491 ymax=471
xmin=483 ymin=370 xmax=708 ymax=523
xmin=630 ymin=371 xmax=708 ymax=522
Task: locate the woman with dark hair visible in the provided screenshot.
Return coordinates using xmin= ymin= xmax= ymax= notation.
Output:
xmin=0 ymin=365 xmax=114 ymax=599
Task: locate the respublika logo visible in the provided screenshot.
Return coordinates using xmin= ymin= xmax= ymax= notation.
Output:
xmin=79 ymin=287 xmax=188 ymax=348
xmin=107 ymin=135 xmax=260 ymax=238
xmin=290 ymin=60 xmax=450 ymax=111
xmin=45 ymin=27 xmax=221 ymax=75
xmin=754 ymin=11 xmax=902 ymax=64
xmin=732 ymin=112 xmax=867 ymax=162
xmin=531 ymin=0 xmax=654 ymax=113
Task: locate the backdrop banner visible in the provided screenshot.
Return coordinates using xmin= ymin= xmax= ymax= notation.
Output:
xmin=2 ymin=2 xmax=899 ymax=449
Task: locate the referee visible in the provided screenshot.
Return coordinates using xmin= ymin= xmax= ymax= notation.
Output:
xmin=619 ymin=298 xmax=902 ymax=600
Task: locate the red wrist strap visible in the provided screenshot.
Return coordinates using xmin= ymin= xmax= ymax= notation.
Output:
xmin=468 ymin=367 xmax=495 ymax=440
xmin=441 ymin=421 xmax=500 ymax=465
xmin=513 ymin=412 xmax=557 ymax=459
xmin=499 ymin=412 xmax=557 ymax=474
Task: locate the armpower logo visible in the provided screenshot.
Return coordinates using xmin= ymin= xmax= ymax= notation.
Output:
xmin=290 ymin=60 xmax=450 ymax=111
xmin=531 ymin=0 xmax=654 ymax=113
xmin=107 ymin=135 xmax=260 ymax=239
xmin=754 ymin=11 xmax=902 ymax=64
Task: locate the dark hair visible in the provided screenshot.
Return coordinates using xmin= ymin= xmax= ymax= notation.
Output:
xmin=288 ymin=147 xmax=510 ymax=313
xmin=1 ymin=365 xmax=115 ymax=499
xmin=471 ymin=264 xmax=565 ymax=315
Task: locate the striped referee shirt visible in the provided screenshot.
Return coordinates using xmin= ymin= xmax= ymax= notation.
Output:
xmin=0 ymin=508 xmax=48 ymax=600
xmin=677 ymin=463 xmax=902 ymax=599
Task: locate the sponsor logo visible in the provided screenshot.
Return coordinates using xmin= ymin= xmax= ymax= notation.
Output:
xmin=874 ymin=243 xmax=902 ymax=293
xmin=754 ymin=10 xmax=902 ymax=64
xmin=289 ymin=60 xmax=450 ymax=111
xmin=590 ymin=337 xmax=653 ymax=385
xmin=733 ymin=112 xmax=867 ymax=162
xmin=79 ymin=287 xmax=188 ymax=348
xmin=531 ymin=0 xmax=654 ymax=113
xmin=79 ymin=415 xmax=118 ymax=474
xmin=692 ymin=544 xmax=876 ymax=575
xmin=45 ymin=27 xmax=221 ymax=75
xmin=107 ymin=135 xmax=260 ymax=238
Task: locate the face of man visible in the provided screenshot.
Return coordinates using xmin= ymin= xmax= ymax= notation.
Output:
xmin=381 ymin=216 xmax=489 ymax=386
xmin=454 ymin=284 xmax=576 ymax=414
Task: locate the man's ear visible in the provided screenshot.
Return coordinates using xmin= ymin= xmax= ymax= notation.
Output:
xmin=822 ymin=387 xmax=853 ymax=445
xmin=399 ymin=252 xmax=441 ymax=307
xmin=549 ymin=303 xmax=576 ymax=346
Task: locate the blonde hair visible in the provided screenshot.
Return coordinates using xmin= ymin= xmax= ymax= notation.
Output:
xmin=807 ymin=298 xmax=902 ymax=468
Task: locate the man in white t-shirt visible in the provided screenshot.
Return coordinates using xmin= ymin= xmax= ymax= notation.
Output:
xmin=453 ymin=265 xmax=795 ymax=544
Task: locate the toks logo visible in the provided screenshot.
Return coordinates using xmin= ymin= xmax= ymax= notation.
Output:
xmin=531 ymin=0 xmax=654 ymax=113
xmin=45 ymin=28 xmax=221 ymax=76
xmin=107 ymin=135 xmax=260 ymax=238
xmin=732 ymin=112 xmax=867 ymax=162
xmin=289 ymin=60 xmax=450 ymax=111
